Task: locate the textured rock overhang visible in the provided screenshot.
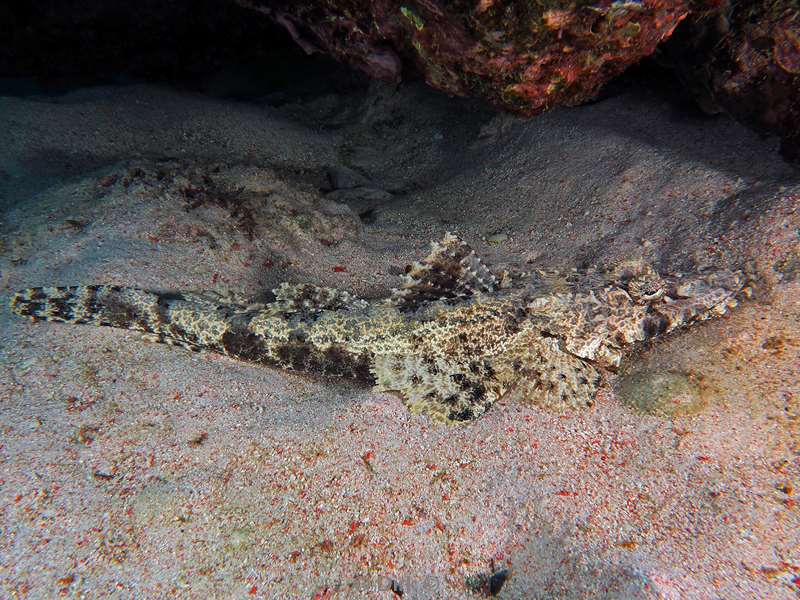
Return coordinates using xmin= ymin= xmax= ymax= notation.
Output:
xmin=239 ymin=0 xmax=800 ymax=157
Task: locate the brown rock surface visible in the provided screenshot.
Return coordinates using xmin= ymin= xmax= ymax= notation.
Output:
xmin=241 ymin=0 xmax=692 ymax=115
xmin=240 ymin=0 xmax=799 ymax=156
xmin=665 ymin=1 xmax=800 ymax=160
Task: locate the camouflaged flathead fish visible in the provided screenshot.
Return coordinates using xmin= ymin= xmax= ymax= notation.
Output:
xmin=10 ymin=234 xmax=743 ymax=422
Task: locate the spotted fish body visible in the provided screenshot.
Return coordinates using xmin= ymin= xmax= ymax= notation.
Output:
xmin=10 ymin=234 xmax=743 ymax=422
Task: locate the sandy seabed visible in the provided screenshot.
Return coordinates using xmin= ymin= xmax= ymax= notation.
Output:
xmin=0 ymin=81 xmax=798 ymax=598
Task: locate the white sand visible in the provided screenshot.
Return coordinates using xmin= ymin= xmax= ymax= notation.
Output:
xmin=1 ymin=82 xmax=798 ymax=598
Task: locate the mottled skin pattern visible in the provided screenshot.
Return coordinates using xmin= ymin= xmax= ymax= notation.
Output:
xmin=10 ymin=234 xmax=744 ymax=423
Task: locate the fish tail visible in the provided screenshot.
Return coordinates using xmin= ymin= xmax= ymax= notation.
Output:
xmin=10 ymin=285 xmax=166 ymax=333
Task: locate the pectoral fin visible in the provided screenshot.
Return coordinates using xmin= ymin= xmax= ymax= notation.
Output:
xmin=498 ymin=330 xmax=601 ymax=410
xmin=372 ymin=351 xmax=503 ymax=423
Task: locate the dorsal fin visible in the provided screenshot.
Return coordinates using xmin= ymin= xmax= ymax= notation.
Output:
xmin=272 ymin=283 xmax=367 ymax=314
xmin=391 ymin=233 xmax=497 ymax=311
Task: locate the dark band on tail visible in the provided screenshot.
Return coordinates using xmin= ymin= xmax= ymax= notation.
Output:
xmin=12 ymin=285 xmax=105 ymax=323
xmin=11 ymin=285 xmax=167 ymax=332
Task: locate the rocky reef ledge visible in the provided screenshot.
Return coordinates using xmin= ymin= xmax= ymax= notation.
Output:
xmin=237 ymin=0 xmax=799 ymax=158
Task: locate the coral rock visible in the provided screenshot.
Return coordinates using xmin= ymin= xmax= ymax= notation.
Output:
xmin=239 ymin=0 xmax=799 ymax=156
xmin=239 ymin=0 xmax=691 ymax=115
